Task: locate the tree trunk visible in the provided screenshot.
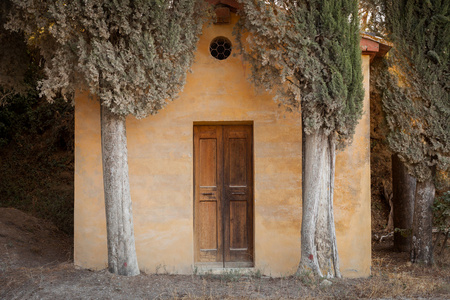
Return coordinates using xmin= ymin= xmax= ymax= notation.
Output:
xmin=101 ymin=106 xmax=140 ymax=276
xmin=297 ymin=129 xmax=340 ymax=278
xmin=383 ymin=180 xmax=394 ymax=232
xmin=410 ymin=176 xmax=435 ymax=266
xmin=392 ymin=154 xmax=416 ymax=252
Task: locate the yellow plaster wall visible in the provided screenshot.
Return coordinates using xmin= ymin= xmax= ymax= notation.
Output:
xmin=74 ymin=16 xmax=371 ymax=277
xmin=334 ymin=55 xmax=371 ymax=278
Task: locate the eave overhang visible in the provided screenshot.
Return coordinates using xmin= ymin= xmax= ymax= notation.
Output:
xmin=360 ymin=32 xmax=393 ymax=62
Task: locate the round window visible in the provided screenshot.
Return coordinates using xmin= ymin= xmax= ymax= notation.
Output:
xmin=209 ymin=36 xmax=232 ymax=60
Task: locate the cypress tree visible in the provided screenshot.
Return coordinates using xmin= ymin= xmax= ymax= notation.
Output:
xmin=359 ymin=0 xmax=387 ymax=35
xmin=236 ymin=0 xmax=364 ymax=277
xmin=359 ymin=1 xmax=419 ymax=253
xmin=380 ymin=0 xmax=450 ymax=265
xmin=5 ymin=0 xmax=210 ymax=276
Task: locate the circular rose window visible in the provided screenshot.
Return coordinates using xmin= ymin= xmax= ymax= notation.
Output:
xmin=209 ymin=36 xmax=232 ymax=60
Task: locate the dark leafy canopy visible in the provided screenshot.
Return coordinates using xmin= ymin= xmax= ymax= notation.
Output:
xmin=0 ymin=0 xmax=35 ymax=103
xmin=236 ymin=0 xmax=364 ymax=146
xmin=381 ymin=0 xmax=450 ymax=181
xmin=6 ymin=0 xmax=210 ymax=118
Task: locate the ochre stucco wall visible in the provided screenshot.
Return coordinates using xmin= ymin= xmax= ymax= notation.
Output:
xmin=74 ymin=15 xmax=371 ymax=277
xmin=334 ymin=55 xmax=371 ymax=278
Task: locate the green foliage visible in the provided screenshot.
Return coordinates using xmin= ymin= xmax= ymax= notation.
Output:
xmin=433 ymin=191 xmax=450 ymax=232
xmin=0 ymin=92 xmax=74 ymax=234
xmin=0 ymin=0 xmax=38 ymax=103
xmin=380 ymin=0 xmax=450 ymax=182
xmin=6 ymin=0 xmax=210 ymax=118
xmin=359 ymin=0 xmax=387 ymax=36
xmin=0 ymin=90 xmax=71 ymax=147
xmin=235 ymin=0 xmax=364 ymax=146
xmin=220 ymin=269 xmax=245 ymax=282
xmin=2 ymin=0 xmax=73 ymax=233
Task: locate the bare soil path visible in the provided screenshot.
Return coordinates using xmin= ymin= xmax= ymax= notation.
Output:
xmin=1 ymin=208 xmax=449 ymax=299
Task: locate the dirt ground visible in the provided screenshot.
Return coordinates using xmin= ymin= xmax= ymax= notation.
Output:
xmin=0 ymin=208 xmax=449 ymax=300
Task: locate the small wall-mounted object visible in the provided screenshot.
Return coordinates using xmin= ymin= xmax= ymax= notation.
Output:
xmin=206 ymin=0 xmax=241 ymax=24
xmin=215 ymin=6 xmax=231 ymax=24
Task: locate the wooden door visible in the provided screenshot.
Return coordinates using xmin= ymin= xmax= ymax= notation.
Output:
xmin=194 ymin=126 xmax=223 ymax=264
xmin=194 ymin=125 xmax=253 ymax=267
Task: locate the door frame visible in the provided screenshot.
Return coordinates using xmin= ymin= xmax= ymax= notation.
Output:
xmin=193 ymin=122 xmax=254 ymax=268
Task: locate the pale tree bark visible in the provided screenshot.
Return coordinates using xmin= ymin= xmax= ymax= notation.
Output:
xmin=383 ymin=179 xmax=394 ymax=231
xmin=411 ymin=176 xmax=435 ymax=266
xmin=392 ymin=154 xmax=416 ymax=252
xmin=297 ymin=129 xmax=340 ymax=278
xmin=101 ymin=105 xmax=139 ymax=276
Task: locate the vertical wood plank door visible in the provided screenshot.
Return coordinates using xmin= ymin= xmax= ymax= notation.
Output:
xmin=194 ymin=125 xmax=253 ymax=267
xmin=194 ymin=126 xmax=223 ymax=264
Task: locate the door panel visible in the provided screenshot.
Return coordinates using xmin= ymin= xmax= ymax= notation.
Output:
xmin=223 ymin=126 xmax=253 ymax=265
xmin=228 ymin=138 xmax=247 ymax=186
xmin=230 ymin=201 xmax=248 ymax=249
xmin=194 ymin=125 xmax=253 ymax=267
xmin=199 ymin=139 xmax=217 ymax=187
xmin=198 ymin=201 xmax=217 ymax=249
xmin=194 ymin=126 xmax=223 ymax=263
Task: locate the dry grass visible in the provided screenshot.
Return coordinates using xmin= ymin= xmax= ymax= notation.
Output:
xmin=1 ymin=246 xmax=448 ymax=299
xmin=353 ymin=260 xmax=442 ymax=298
xmin=351 ymin=243 xmax=450 ymax=299
xmin=1 ymin=207 xmax=448 ymax=299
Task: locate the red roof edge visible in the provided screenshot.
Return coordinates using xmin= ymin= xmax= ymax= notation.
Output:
xmin=360 ymin=32 xmax=392 ymax=62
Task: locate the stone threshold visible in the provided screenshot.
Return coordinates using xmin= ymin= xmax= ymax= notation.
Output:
xmin=194 ymin=266 xmax=268 ymax=278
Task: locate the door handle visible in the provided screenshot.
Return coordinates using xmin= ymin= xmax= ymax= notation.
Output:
xmin=231 ymin=192 xmax=245 ymax=195
xmin=202 ymin=192 xmax=214 ymax=195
